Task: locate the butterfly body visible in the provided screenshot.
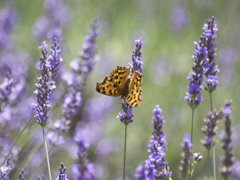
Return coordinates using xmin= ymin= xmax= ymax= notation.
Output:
xmin=96 ymin=66 xmax=143 ymax=107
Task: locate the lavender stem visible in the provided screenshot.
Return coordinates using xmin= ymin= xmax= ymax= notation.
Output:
xmin=29 ymin=146 xmax=53 ymax=180
xmin=210 ymin=92 xmax=216 ymax=180
xmin=123 ymin=124 xmax=128 ymax=180
xmin=12 ymin=138 xmax=42 ymax=180
xmin=0 ymin=112 xmax=35 ymax=167
xmin=208 ymin=150 xmax=210 ymax=180
xmin=189 ymin=108 xmax=195 ymax=180
xmin=42 ymin=126 xmax=52 ymax=180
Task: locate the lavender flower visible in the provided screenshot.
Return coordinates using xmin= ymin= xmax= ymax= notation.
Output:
xmin=56 ymin=163 xmax=68 ymax=180
xmin=117 ymin=37 xmax=143 ymax=125
xmin=71 ymin=132 xmax=95 ymax=180
xmin=0 ymin=155 xmax=12 ymax=180
xmin=135 ymin=105 xmax=171 ymax=180
xmin=18 ymin=169 xmax=26 ymax=180
xmin=231 ymin=160 xmax=240 ymax=180
xmin=0 ymin=4 xmax=17 ymax=50
xmin=169 ymin=5 xmax=189 ymax=31
xmin=117 ymin=103 xmax=133 ymax=125
xmin=61 ymin=19 xmax=98 ymax=121
xmin=32 ymin=0 xmax=71 ymax=42
xmin=221 ymin=100 xmax=235 ymax=178
xmin=184 ymin=26 xmax=209 ymax=109
xmin=131 ymin=37 xmax=144 ymax=73
xmin=201 ymin=109 xmax=223 ymax=150
xmin=179 ymin=134 xmax=192 ymax=180
xmin=134 ymin=163 xmax=145 ymax=180
xmin=33 ymin=39 xmax=61 ymax=126
xmin=193 ymin=153 xmax=203 ymax=163
xmin=202 ymin=17 xmax=219 ymax=92
xmin=38 ymin=175 xmax=45 ymax=180
xmin=0 ymin=69 xmax=13 ymax=113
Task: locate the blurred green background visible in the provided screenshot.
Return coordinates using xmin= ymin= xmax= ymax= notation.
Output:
xmin=1 ymin=0 xmax=240 ymax=179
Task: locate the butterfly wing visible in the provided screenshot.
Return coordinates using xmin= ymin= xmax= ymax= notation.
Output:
xmin=125 ymin=71 xmax=143 ymax=107
xmin=111 ymin=66 xmax=130 ymax=89
xmin=96 ymin=75 xmax=121 ymax=97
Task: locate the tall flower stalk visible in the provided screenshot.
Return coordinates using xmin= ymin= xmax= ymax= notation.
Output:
xmin=33 ymin=38 xmax=62 ymax=180
xmin=201 ymin=109 xmax=223 ymax=179
xmin=117 ymin=37 xmax=143 ymax=180
xmin=202 ymin=16 xmax=219 ymax=180
xmin=220 ymin=100 xmax=235 ymax=179
xmin=184 ymin=19 xmax=208 ymax=178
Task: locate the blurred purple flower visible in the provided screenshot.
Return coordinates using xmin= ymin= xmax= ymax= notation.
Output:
xmin=0 ymin=70 xmax=13 ymax=113
xmin=18 ymin=169 xmax=26 ymax=180
xmin=170 ymin=5 xmax=189 ymax=31
xmin=149 ymin=58 xmax=172 ymax=86
xmin=0 ymin=3 xmax=17 ymax=50
xmin=71 ymin=132 xmax=95 ymax=180
xmin=218 ymin=47 xmax=238 ymax=88
xmin=61 ymin=19 xmax=98 ymax=123
xmin=221 ymin=100 xmax=235 ymax=178
xmin=201 ymin=109 xmax=223 ymax=150
xmin=134 ymin=163 xmax=145 ymax=180
xmin=231 ymin=160 xmax=240 ymax=180
xmin=193 ymin=152 xmax=202 ymax=162
xmin=56 ymin=163 xmax=68 ymax=180
xmin=32 ymin=0 xmax=72 ymax=42
xmin=180 ymin=134 xmax=192 ymax=179
xmin=135 ymin=105 xmax=171 ymax=180
xmin=0 ymin=155 xmax=12 ymax=180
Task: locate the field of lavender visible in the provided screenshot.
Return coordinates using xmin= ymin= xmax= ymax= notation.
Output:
xmin=0 ymin=0 xmax=239 ymax=180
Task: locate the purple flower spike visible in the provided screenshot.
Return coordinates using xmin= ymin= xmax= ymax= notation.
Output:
xmin=71 ymin=132 xmax=95 ymax=180
xmin=18 ymin=169 xmax=26 ymax=180
xmin=184 ymin=18 xmax=220 ymax=109
xmin=132 ymin=37 xmax=144 ymax=73
xmin=33 ymin=39 xmax=61 ymax=126
xmin=201 ymin=109 xmax=223 ymax=150
xmin=56 ymin=163 xmax=68 ymax=180
xmin=117 ymin=103 xmax=133 ymax=125
xmin=0 ymin=155 xmax=12 ymax=180
xmin=202 ymin=17 xmax=220 ymax=92
xmin=0 ymin=69 xmax=13 ymax=112
xmin=0 ymin=4 xmax=17 ymax=50
xmin=135 ymin=105 xmax=171 ymax=180
xmin=221 ymin=100 xmax=235 ymax=178
xmin=180 ymin=134 xmax=192 ymax=179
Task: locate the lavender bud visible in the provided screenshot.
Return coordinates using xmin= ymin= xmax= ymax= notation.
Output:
xmin=180 ymin=134 xmax=192 ymax=179
xmin=56 ymin=163 xmax=68 ymax=180
xmin=220 ymin=100 xmax=235 ymax=178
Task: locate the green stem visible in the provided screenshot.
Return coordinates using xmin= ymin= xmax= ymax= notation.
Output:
xmin=210 ymin=92 xmax=216 ymax=180
xmin=189 ymin=109 xmax=195 ymax=180
xmin=0 ymin=112 xmax=35 ymax=167
xmin=13 ymin=123 xmax=39 ymax=161
xmin=12 ymin=139 xmax=42 ymax=180
xmin=42 ymin=126 xmax=52 ymax=180
xmin=123 ymin=124 xmax=128 ymax=180
xmin=29 ymin=146 xmax=53 ymax=180
xmin=208 ymin=150 xmax=210 ymax=180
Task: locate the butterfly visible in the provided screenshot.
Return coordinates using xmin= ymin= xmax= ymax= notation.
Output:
xmin=96 ymin=66 xmax=143 ymax=107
